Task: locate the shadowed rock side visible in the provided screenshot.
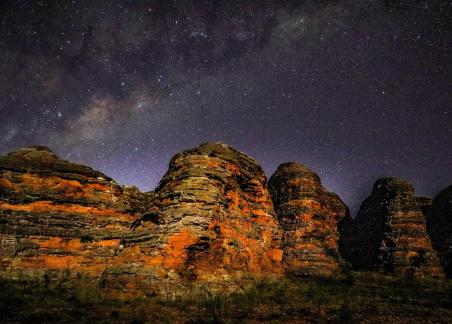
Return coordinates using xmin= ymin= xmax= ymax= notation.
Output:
xmin=0 ymin=146 xmax=148 ymax=282
xmin=268 ymin=162 xmax=348 ymax=277
xmin=104 ymin=143 xmax=283 ymax=296
xmin=426 ymin=185 xmax=452 ymax=277
xmin=339 ymin=178 xmax=444 ymax=278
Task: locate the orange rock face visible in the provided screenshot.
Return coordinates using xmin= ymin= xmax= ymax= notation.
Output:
xmin=0 ymin=146 xmax=147 ymax=282
xmin=339 ymin=178 xmax=444 ymax=278
xmin=268 ymin=162 xmax=348 ymax=277
xmin=0 ymin=143 xmax=355 ymax=296
xmin=104 ymin=143 xmax=283 ymax=295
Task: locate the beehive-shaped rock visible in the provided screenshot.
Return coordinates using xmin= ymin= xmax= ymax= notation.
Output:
xmin=0 ymin=146 xmax=147 ymax=282
xmin=339 ymin=178 xmax=444 ymax=278
xmin=268 ymin=162 xmax=348 ymax=277
xmin=104 ymin=143 xmax=283 ymax=295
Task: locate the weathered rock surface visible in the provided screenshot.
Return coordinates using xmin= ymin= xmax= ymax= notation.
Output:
xmin=0 ymin=146 xmax=147 ymax=282
xmin=268 ymin=162 xmax=348 ymax=277
xmin=339 ymin=178 xmax=444 ymax=278
xmin=104 ymin=143 xmax=284 ymax=295
xmin=9 ymin=143 xmax=442 ymax=296
xmin=425 ymin=185 xmax=452 ymax=277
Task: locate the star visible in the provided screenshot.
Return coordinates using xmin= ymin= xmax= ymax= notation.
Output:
xmin=0 ymin=0 xmax=449 ymax=216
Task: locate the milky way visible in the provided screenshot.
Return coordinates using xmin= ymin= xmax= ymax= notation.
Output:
xmin=1 ymin=0 xmax=451 ymax=213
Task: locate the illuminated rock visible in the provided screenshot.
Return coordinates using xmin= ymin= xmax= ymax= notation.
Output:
xmin=0 ymin=146 xmax=147 ymax=281
xmin=104 ymin=143 xmax=284 ymax=295
xmin=268 ymin=162 xmax=348 ymax=277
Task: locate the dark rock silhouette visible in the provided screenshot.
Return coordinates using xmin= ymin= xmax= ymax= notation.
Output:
xmin=425 ymin=185 xmax=452 ymax=277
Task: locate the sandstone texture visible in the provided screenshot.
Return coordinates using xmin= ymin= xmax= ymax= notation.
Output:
xmin=268 ymin=162 xmax=348 ymax=277
xmin=425 ymin=185 xmax=452 ymax=277
xmin=0 ymin=144 xmax=284 ymax=296
xmin=3 ymin=143 xmax=445 ymax=297
xmin=339 ymin=178 xmax=444 ymax=278
xmin=102 ymin=142 xmax=283 ymax=296
xmin=0 ymin=146 xmax=147 ymax=282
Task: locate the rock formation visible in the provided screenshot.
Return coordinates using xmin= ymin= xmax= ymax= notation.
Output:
xmin=101 ymin=142 xmax=284 ymax=296
xmin=0 ymin=143 xmax=285 ymax=295
xmin=0 ymin=146 xmax=147 ymax=282
xmin=268 ymin=162 xmax=348 ymax=277
xmin=5 ymin=143 xmax=444 ymax=297
xmin=425 ymin=185 xmax=452 ymax=277
xmin=339 ymin=178 xmax=444 ymax=278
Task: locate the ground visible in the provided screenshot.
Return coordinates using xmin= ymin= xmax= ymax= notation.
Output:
xmin=1 ymin=272 xmax=452 ymax=323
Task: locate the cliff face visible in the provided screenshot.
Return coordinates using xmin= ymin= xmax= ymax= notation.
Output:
xmin=0 ymin=146 xmax=147 ymax=282
xmin=339 ymin=178 xmax=444 ymax=278
xmin=102 ymin=143 xmax=284 ymax=295
xmin=268 ymin=162 xmax=348 ymax=277
xmin=426 ymin=185 xmax=452 ymax=277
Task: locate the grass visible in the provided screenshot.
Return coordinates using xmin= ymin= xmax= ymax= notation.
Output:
xmin=1 ymin=272 xmax=452 ymax=323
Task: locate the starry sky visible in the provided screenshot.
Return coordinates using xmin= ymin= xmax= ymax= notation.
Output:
xmin=1 ymin=0 xmax=451 ymax=214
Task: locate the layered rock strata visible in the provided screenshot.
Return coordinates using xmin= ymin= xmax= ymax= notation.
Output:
xmin=339 ymin=178 xmax=444 ymax=278
xmin=425 ymin=185 xmax=452 ymax=277
xmin=268 ymin=162 xmax=348 ymax=277
xmin=0 ymin=146 xmax=147 ymax=282
xmin=103 ymin=143 xmax=284 ymax=295
xmin=7 ymin=143 xmax=442 ymax=296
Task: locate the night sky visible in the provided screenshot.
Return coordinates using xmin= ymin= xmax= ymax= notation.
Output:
xmin=1 ymin=0 xmax=451 ymax=214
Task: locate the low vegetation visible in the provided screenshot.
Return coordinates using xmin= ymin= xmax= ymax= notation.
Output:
xmin=1 ymin=272 xmax=452 ymax=323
